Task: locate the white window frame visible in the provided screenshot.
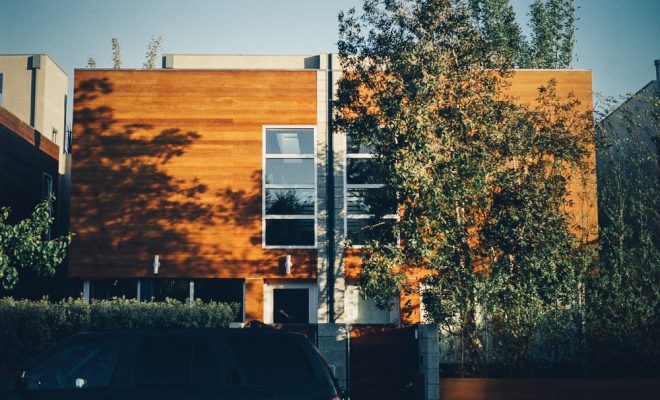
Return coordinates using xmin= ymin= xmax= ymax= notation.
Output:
xmin=345 ymin=283 xmax=400 ymax=324
xmin=344 ymin=137 xmax=398 ymax=248
xmin=263 ymin=282 xmax=318 ymax=324
xmin=262 ymin=125 xmax=317 ymax=249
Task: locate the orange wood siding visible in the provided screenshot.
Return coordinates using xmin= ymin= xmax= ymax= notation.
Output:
xmin=70 ymin=70 xmax=317 ymax=279
xmin=439 ymin=378 xmax=660 ymax=400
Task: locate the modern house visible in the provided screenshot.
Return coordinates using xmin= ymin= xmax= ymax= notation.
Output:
xmin=70 ymin=54 xmax=598 ymax=325
xmin=0 ymin=54 xmax=69 ymax=298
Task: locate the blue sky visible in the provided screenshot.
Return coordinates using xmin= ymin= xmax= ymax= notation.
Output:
xmin=1 ymin=0 xmax=659 ymax=110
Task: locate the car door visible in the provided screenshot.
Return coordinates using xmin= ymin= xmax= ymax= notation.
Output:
xmin=19 ymin=336 xmax=125 ymax=400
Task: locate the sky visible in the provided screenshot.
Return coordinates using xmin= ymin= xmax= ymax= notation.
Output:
xmin=1 ymin=0 xmax=659 ymax=119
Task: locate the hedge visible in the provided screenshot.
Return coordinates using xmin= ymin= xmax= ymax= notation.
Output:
xmin=0 ymin=297 xmax=239 ymax=375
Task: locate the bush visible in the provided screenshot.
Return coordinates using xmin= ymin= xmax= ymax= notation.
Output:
xmin=0 ymin=297 xmax=238 ymax=375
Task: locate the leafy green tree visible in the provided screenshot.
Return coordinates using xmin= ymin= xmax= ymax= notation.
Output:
xmin=528 ymin=0 xmax=576 ymax=68
xmin=0 ymin=197 xmax=71 ymax=289
xmin=143 ymin=35 xmax=164 ymax=69
xmin=111 ymin=37 xmax=122 ymax=69
xmin=337 ymin=0 xmax=592 ymax=376
xmin=86 ymin=57 xmax=97 ymax=69
xmin=468 ymin=0 xmax=529 ymax=67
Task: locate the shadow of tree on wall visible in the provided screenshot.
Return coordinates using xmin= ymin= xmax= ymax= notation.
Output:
xmin=72 ymin=77 xmax=228 ymax=276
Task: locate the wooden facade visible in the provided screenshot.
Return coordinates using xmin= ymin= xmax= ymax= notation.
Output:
xmin=70 ymin=66 xmax=596 ymax=324
xmin=71 ymin=70 xmax=318 ymax=283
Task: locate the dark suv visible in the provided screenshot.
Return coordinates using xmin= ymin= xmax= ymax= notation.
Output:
xmin=3 ymin=328 xmax=343 ymax=400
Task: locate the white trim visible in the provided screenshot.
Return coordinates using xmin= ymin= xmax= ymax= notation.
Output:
xmin=263 ymin=282 xmax=318 ymax=324
xmin=262 ymin=126 xmax=318 ymax=249
xmin=345 ymin=153 xmax=375 ymax=159
xmin=265 ymin=215 xmax=315 ymax=220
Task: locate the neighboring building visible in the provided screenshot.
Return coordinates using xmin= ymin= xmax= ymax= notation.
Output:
xmin=70 ymin=54 xmax=597 ymax=324
xmin=0 ymin=54 xmax=70 ymax=299
xmin=597 ymin=60 xmax=659 ymax=248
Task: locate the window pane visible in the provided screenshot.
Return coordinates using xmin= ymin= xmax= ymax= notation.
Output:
xmin=265 ymin=219 xmax=314 ymax=246
xmin=347 ymin=188 xmax=396 ymax=215
xmin=152 ymin=279 xmax=189 ymax=302
xmin=90 ymin=279 xmax=137 ymax=300
xmin=347 ymin=134 xmax=373 ymax=154
xmin=194 ymin=279 xmax=243 ymax=322
xmin=265 ymin=159 xmax=315 ymax=185
xmin=273 ymin=289 xmax=309 ymax=324
xmin=136 ymin=337 xmax=192 ymax=386
xmin=225 ymin=334 xmax=316 ymax=385
xmin=266 ymin=128 xmax=314 ymax=154
xmin=266 ymin=189 xmax=314 ymax=215
xmin=25 ymin=340 xmax=122 ymax=390
xmin=347 ymin=218 xmax=396 ymax=245
xmin=347 ymin=158 xmax=383 ymax=184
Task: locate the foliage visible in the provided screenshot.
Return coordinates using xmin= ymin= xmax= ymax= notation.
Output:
xmin=86 ymin=57 xmax=96 ymax=69
xmin=143 ymin=35 xmax=164 ymax=69
xmin=0 ymin=297 xmax=239 ymax=375
xmin=589 ymin=92 xmax=660 ymax=376
xmin=111 ymin=37 xmax=121 ymax=69
xmin=337 ymin=0 xmax=592 ymax=376
xmin=527 ymin=0 xmax=576 ymax=68
xmin=0 ymin=197 xmax=70 ymax=290
xmin=468 ymin=0 xmax=529 ymax=67
xmin=468 ymin=0 xmax=576 ymax=68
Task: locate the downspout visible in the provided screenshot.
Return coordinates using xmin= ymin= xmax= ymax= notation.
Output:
xmin=326 ymin=54 xmax=336 ymax=323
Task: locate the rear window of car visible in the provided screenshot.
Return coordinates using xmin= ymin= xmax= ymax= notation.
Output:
xmin=225 ymin=334 xmax=316 ymax=386
xmin=136 ymin=337 xmax=221 ymax=387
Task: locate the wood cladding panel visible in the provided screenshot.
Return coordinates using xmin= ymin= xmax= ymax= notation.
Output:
xmin=70 ymin=69 xmax=317 ymax=279
xmin=439 ymin=378 xmax=660 ymax=400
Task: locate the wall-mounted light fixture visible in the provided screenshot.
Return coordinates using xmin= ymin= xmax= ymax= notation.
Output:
xmin=284 ymin=254 xmax=292 ymax=275
xmin=153 ymin=255 xmax=160 ymax=275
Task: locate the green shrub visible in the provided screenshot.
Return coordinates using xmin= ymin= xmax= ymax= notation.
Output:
xmin=0 ymin=297 xmax=238 ymax=375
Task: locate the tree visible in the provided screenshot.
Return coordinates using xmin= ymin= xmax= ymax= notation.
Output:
xmin=87 ymin=57 xmax=97 ymax=69
xmin=336 ymin=0 xmax=592 ymax=376
xmin=111 ymin=37 xmax=122 ymax=69
xmin=0 ymin=197 xmax=71 ymax=290
xmin=468 ymin=0 xmax=576 ymax=68
xmin=468 ymin=0 xmax=529 ymax=67
xmin=527 ymin=0 xmax=576 ymax=68
xmin=143 ymin=35 xmax=164 ymax=70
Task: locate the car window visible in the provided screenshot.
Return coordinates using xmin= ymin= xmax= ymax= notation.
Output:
xmin=136 ymin=337 xmax=221 ymax=387
xmin=226 ymin=334 xmax=316 ymax=386
xmin=24 ymin=339 xmax=122 ymax=390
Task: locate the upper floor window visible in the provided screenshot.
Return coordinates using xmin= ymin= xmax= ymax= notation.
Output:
xmin=345 ymin=134 xmax=397 ymax=247
xmin=263 ymin=127 xmax=316 ymax=248
xmin=42 ymin=173 xmax=54 ymax=240
xmin=0 ymin=72 xmax=4 ymax=106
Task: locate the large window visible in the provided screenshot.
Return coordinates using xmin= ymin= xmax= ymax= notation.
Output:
xmin=345 ymin=134 xmax=397 ymax=246
xmin=263 ymin=127 xmax=316 ymax=248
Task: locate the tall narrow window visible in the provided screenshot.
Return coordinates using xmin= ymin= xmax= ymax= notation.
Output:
xmin=345 ymin=134 xmax=397 ymax=246
xmin=263 ymin=127 xmax=316 ymax=248
xmin=42 ymin=172 xmax=53 ymax=240
xmin=0 ymin=72 xmax=4 ymax=106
